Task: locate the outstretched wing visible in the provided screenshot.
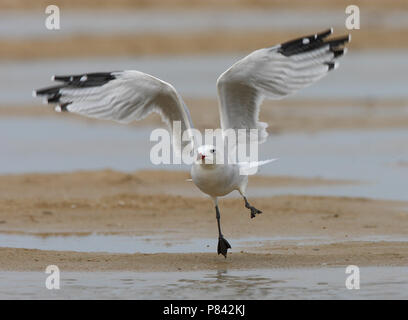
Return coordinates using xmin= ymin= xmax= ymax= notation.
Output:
xmin=217 ymin=28 xmax=350 ymax=143
xmin=33 ymin=70 xmax=195 ymax=151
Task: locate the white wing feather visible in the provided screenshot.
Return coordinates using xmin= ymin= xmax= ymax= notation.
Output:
xmin=35 ymin=70 xmax=195 ymax=152
xmin=217 ymin=30 xmax=349 ymax=143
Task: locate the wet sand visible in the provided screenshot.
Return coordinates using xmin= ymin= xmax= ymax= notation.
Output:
xmin=2 ymin=0 xmax=407 ymax=11
xmin=397 ymin=161 xmax=408 ymax=167
xmin=1 ymin=242 xmax=408 ymax=272
xmin=0 ymin=169 xmax=356 ymax=200
xmin=0 ymin=169 xmax=407 ymax=272
xmin=2 ymin=267 xmax=408 ymax=299
xmin=3 ymin=28 xmax=408 ymax=61
xmin=0 ymin=169 xmax=361 ymax=236
xmin=2 ymin=3 xmax=407 ymax=61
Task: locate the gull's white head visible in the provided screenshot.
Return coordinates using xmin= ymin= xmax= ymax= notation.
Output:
xmin=196 ymin=144 xmax=218 ymax=165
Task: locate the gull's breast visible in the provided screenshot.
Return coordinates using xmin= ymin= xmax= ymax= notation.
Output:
xmin=191 ymin=164 xmax=238 ymax=197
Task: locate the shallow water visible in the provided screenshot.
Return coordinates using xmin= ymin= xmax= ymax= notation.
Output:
xmin=258 ymin=129 xmax=408 ymax=201
xmin=2 ymin=10 xmax=407 ymax=40
xmin=1 ymin=117 xmax=407 ymax=201
xmin=0 ymin=233 xmax=407 ymax=254
xmin=0 ymin=10 xmax=345 ymax=39
xmin=0 ymin=233 xmax=226 ymax=254
xmin=1 ymin=267 xmax=407 ymax=299
xmin=3 ymin=51 xmax=408 ymax=105
xmin=1 ymin=117 xmax=154 ymax=173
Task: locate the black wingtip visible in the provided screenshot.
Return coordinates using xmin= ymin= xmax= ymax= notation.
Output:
xmin=325 ymin=62 xmax=338 ymax=71
xmin=52 ymin=72 xmax=116 ymax=85
xmin=34 ymin=72 xmax=118 ymax=108
xmin=53 ymin=75 xmax=74 ymax=82
xmin=328 ymin=35 xmax=351 ymax=48
xmin=317 ymin=28 xmax=334 ymax=40
xmin=332 ymin=48 xmax=347 ymax=58
xmin=35 ymin=85 xmax=62 ymax=96
xmin=46 ymin=93 xmax=62 ymax=103
xmin=279 ymin=31 xmax=322 ymax=55
xmin=278 ymin=29 xmax=351 ymax=57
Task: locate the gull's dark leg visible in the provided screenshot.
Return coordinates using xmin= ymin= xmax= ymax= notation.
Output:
xmin=243 ymin=196 xmax=262 ymax=219
xmin=215 ymin=204 xmax=231 ymax=258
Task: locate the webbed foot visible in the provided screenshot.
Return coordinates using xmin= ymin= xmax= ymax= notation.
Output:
xmin=245 ymin=203 xmax=262 ymax=219
xmin=217 ymin=236 xmax=231 ymax=258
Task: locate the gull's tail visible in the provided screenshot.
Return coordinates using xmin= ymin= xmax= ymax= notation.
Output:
xmin=238 ymin=158 xmax=278 ymax=175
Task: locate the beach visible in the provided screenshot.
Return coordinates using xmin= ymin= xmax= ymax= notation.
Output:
xmin=0 ymin=169 xmax=407 ymax=273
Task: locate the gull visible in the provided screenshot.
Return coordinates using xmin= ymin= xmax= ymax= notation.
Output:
xmin=34 ymin=29 xmax=350 ymax=257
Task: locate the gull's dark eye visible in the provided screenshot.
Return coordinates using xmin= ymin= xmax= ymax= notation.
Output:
xmin=211 ymin=149 xmax=215 ymax=153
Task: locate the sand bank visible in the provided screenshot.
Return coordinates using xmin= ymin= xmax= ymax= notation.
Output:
xmin=2 ymin=28 xmax=408 ymax=61
xmin=1 ymin=241 xmax=407 ymax=272
xmin=0 ymin=169 xmax=406 ymax=271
